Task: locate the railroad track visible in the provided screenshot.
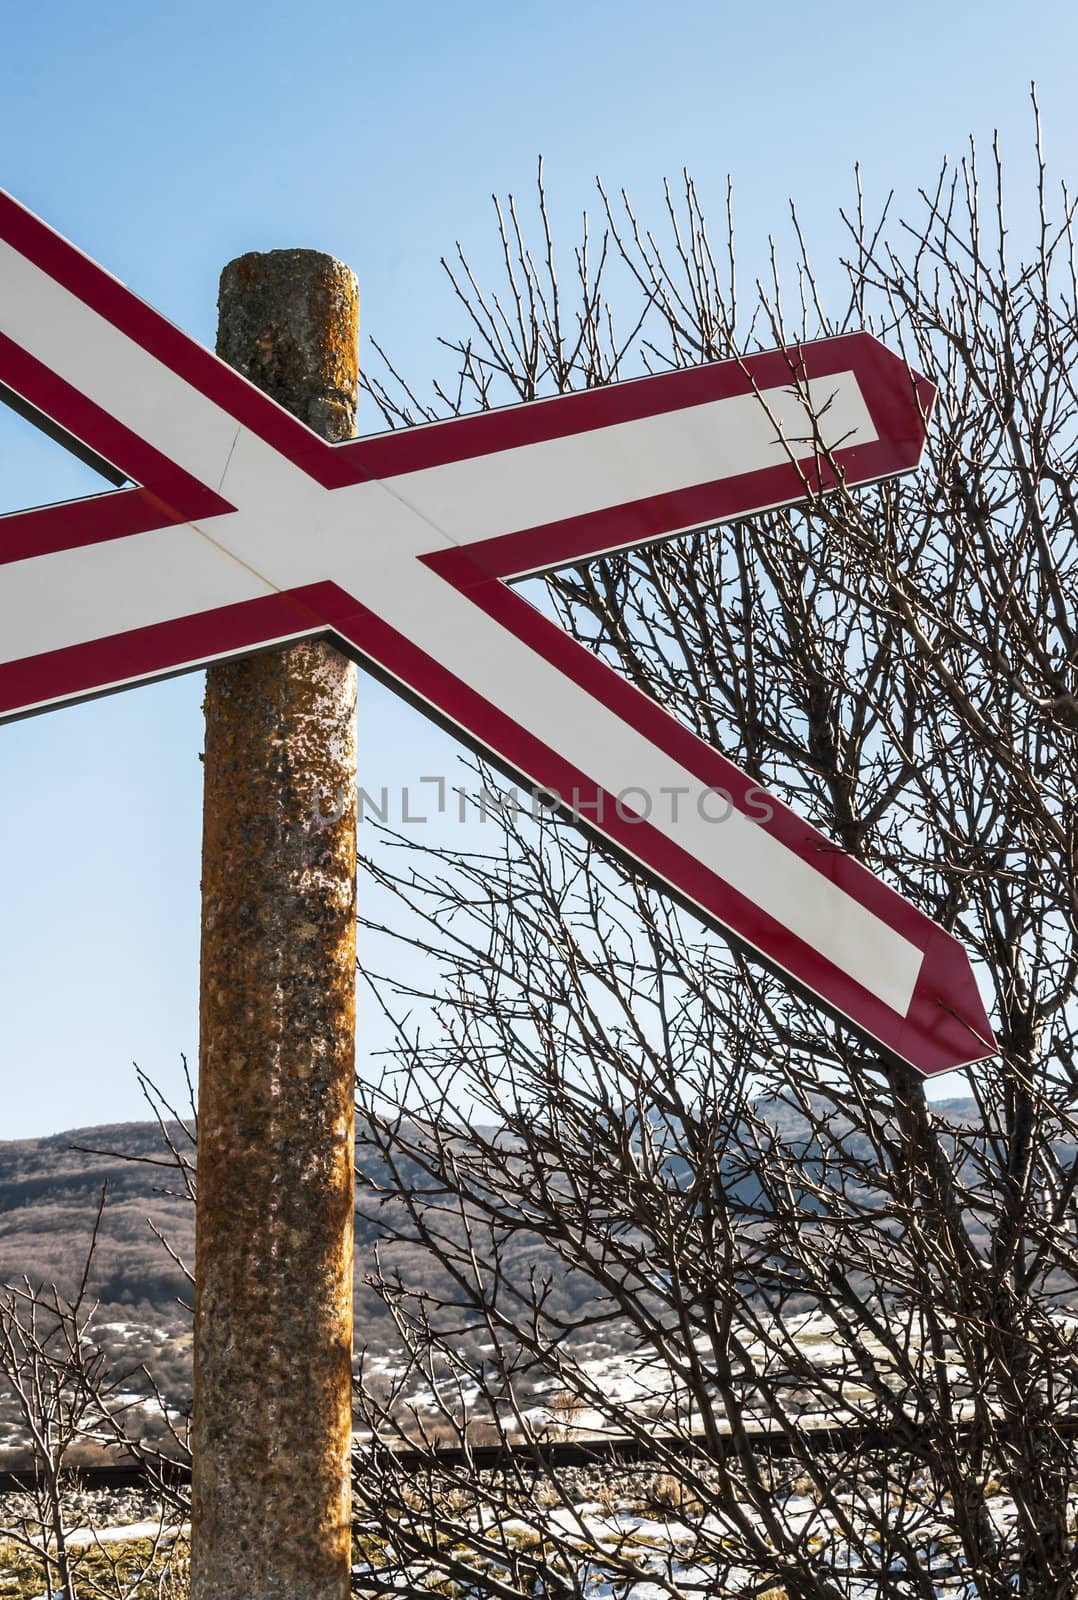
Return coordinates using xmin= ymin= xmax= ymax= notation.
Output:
xmin=4 ymin=1414 xmax=1078 ymax=1495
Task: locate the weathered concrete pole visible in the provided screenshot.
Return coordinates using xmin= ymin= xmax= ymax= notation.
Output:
xmin=191 ymin=251 xmax=360 ymax=1600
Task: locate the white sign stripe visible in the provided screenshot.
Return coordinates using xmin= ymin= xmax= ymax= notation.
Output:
xmin=361 ymin=563 xmax=926 ymax=1017
xmin=0 ymin=477 xmax=438 ymax=666
xmin=0 ymin=521 xmax=272 ymax=661
xmin=3 ymin=478 xmax=926 ymax=1015
xmin=0 ymin=241 xmax=244 ymax=491
xmin=0 ymin=241 xmax=920 ymax=1020
xmin=3 ymin=239 xmax=879 ymax=565
xmin=384 ymin=374 xmax=879 ymax=546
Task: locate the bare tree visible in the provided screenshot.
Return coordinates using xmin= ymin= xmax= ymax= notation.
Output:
xmin=0 ymin=1186 xmax=137 ymax=1597
xmin=0 ymin=1180 xmax=190 ymax=1598
xmin=350 ymin=104 xmax=1078 ymax=1598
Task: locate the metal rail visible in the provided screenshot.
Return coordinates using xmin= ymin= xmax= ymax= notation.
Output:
xmin=4 ymin=1414 xmax=1077 ymax=1495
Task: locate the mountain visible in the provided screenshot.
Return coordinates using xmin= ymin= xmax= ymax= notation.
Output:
xmin=1 ymin=1097 xmax=1067 ymax=1467
xmin=0 ymin=1094 xmax=1025 ymax=1339
xmin=0 ymin=1119 xmax=196 ymax=1315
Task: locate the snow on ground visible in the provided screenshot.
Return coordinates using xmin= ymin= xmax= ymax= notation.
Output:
xmin=60 ymin=1516 xmax=190 ymax=1549
xmin=11 ymin=1478 xmax=1058 ymax=1599
xmin=365 ymin=1305 xmax=1008 ymax=1444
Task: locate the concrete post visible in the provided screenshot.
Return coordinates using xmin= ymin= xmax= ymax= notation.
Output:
xmin=191 ymin=251 xmax=360 ymax=1600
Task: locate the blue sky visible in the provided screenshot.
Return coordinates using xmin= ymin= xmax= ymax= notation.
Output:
xmin=2 ymin=0 xmax=1077 ymax=1138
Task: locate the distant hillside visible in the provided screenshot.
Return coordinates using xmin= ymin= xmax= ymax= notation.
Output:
xmin=0 ymin=1119 xmax=196 ymax=1316
xmin=0 ymin=1095 xmax=1055 ymax=1464
xmin=0 ymin=1114 xmax=457 ymax=1349
xmin=0 ymin=1096 xmax=1004 ymax=1321
xmin=0 ymin=1115 xmax=462 ymax=1462
xmin=0 ymin=1112 xmax=603 ymax=1450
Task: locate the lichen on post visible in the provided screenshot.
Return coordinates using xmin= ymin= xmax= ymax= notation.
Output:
xmin=191 ymin=250 xmax=359 ymax=1600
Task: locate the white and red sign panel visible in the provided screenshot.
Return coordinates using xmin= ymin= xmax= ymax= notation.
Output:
xmin=0 ymin=190 xmax=996 ymax=1076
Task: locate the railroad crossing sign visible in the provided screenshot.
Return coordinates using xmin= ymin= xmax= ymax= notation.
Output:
xmin=0 ymin=190 xmax=995 ymax=1076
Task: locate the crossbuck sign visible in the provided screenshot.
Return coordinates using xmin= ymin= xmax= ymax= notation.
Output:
xmin=0 ymin=191 xmax=995 ymax=1077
